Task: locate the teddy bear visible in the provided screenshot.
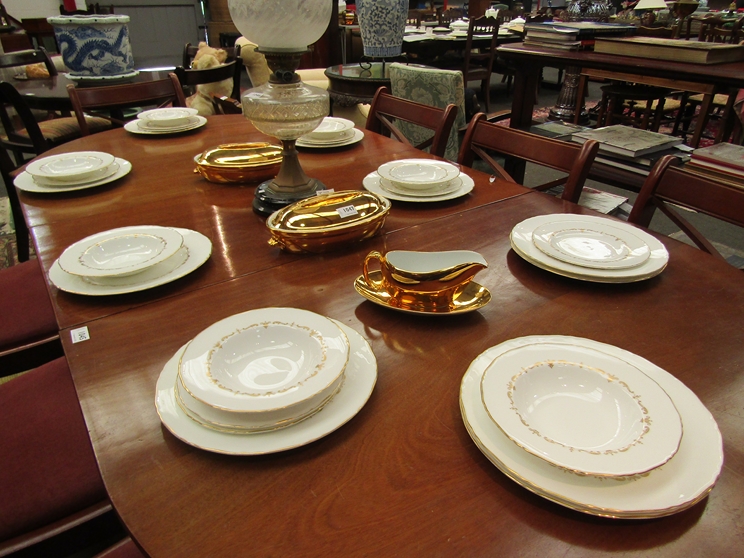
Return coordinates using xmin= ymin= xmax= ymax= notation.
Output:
xmin=186 ymin=42 xmax=234 ymax=116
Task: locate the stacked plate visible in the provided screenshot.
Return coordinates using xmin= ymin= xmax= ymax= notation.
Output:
xmin=510 ymin=214 xmax=669 ymax=282
xmin=155 ymin=307 xmax=377 ymax=454
xmin=49 ymin=225 xmax=212 ymax=296
xmin=296 ymin=117 xmax=364 ymax=148
xmin=124 ymin=107 xmax=206 ymax=135
xmin=14 ymin=151 xmax=132 ymax=193
xmin=460 ymin=335 xmax=724 ymax=518
xmin=363 ymin=158 xmax=474 ymax=202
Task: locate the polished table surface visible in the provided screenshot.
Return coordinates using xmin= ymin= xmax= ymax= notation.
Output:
xmin=19 ymin=117 xmax=744 ymax=557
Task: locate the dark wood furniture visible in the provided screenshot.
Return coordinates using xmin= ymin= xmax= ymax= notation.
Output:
xmin=174 ymin=59 xmax=241 ymax=101
xmin=16 ymin=116 xmax=744 ymax=557
xmin=365 ymin=85 xmax=459 ymax=158
xmin=448 ymin=15 xmax=500 ymax=113
xmin=324 ymin=62 xmax=392 ymax=107
xmin=66 ymin=74 xmax=186 ymax=135
xmin=458 ymin=112 xmax=600 ymax=203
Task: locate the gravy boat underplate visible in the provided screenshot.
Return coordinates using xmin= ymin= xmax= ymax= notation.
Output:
xmin=363 ymin=249 xmax=488 ymax=309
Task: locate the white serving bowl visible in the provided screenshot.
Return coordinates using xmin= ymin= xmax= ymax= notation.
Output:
xmin=377 ymin=158 xmax=460 ymax=191
xmin=137 ymin=107 xmax=199 ymax=128
xmin=305 ymin=117 xmax=355 ymax=140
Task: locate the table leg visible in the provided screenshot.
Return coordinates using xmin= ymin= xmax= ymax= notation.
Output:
xmin=506 ymin=64 xmax=541 ymax=182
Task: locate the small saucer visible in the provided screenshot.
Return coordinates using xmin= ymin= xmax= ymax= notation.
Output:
xmin=354 ymin=271 xmax=491 ymax=315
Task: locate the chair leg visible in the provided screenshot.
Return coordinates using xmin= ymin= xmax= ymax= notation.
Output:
xmin=481 ymin=78 xmax=490 ymax=113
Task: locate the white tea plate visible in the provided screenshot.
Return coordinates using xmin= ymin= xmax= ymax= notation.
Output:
xmin=137 ymin=107 xmax=199 ymax=127
xmin=156 ymin=321 xmax=377 ymax=455
xmin=32 ymin=160 xmax=120 ymax=187
xmin=379 ymin=175 xmax=463 ymax=198
xmin=49 ymin=228 xmax=211 ymax=296
xmin=532 ymin=219 xmax=651 ymax=270
xmin=510 ymin=214 xmax=668 ymax=283
xmin=14 ymin=158 xmax=132 ymax=193
xmin=179 ymin=308 xmax=349 ymax=413
xmin=58 ymin=225 xmax=184 ymax=278
xmin=136 ymin=116 xmax=203 ymax=132
xmin=461 ymin=335 xmax=723 ymax=518
xmin=297 ymin=129 xmax=355 ymax=145
xmin=26 ymin=151 xmax=115 ymax=182
xmin=124 ymin=116 xmax=207 ymax=135
xmin=480 ymin=341 xmax=682 ymax=477
xmin=363 ymin=171 xmax=474 ymax=203
xmin=305 ymin=117 xmax=355 ymax=140
xmin=296 ymin=128 xmax=364 ymax=148
xmin=377 ymin=158 xmax=460 ymax=190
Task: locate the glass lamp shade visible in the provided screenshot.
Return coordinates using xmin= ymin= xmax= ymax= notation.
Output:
xmin=357 ymin=0 xmax=408 ymax=58
xmin=227 ymin=0 xmax=332 ymax=52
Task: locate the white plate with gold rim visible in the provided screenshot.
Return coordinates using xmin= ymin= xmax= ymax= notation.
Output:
xmin=31 ymin=160 xmax=121 ymax=187
xmin=296 ymin=128 xmax=364 ymax=148
xmin=480 ymin=341 xmax=682 ymax=477
xmin=58 ymin=225 xmax=184 ymax=278
xmin=49 ymin=228 xmax=211 ymax=296
xmin=378 ymin=175 xmax=463 ymax=198
xmin=14 ymin=158 xmax=132 ymax=193
xmin=377 ymin=158 xmax=460 ymax=190
xmin=156 ymin=321 xmax=377 ymax=455
xmin=531 ymin=218 xmax=651 ymax=270
xmin=304 ymin=116 xmax=355 ymax=140
xmin=510 ymin=214 xmax=668 ymax=283
xmin=137 ymin=107 xmax=199 ymax=128
xmin=26 ymin=151 xmax=115 ymax=182
xmin=363 ymin=171 xmax=474 ymax=203
xmin=124 ymin=116 xmax=207 ymax=135
xmin=461 ymin=335 xmax=723 ymax=519
xmin=179 ymin=308 xmax=350 ymax=413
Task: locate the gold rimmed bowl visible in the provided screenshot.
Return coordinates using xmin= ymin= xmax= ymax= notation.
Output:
xmin=266 ymin=190 xmax=392 ymax=253
xmin=194 ymin=142 xmax=282 ymax=184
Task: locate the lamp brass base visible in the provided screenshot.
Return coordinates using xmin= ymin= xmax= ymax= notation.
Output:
xmin=252 ymin=178 xmax=327 ymax=216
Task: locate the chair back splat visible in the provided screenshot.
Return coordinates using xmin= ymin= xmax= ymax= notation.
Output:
xmin=66 ymin=73 xmax=186 ymax=135
xmin=458 ymin=113 xmax=599 ymax=202
xmin=628 ymin=155 xmax=744 ymax=263
xmin=365 ymin=86 xmax=458 ymax=159
xmin=174 ymin=59 xmax=242 ymax=103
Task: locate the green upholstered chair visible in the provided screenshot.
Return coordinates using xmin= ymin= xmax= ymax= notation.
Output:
xmin=388 ymin=63 xmax=466 ymax=161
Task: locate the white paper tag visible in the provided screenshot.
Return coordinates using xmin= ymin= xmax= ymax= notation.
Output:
xmin=70 ymin=326 xmax=90 ymax=344
xmin=336 ymin=205 xmax=359 ymax=218
xmin=316 ymin=189 xmax=335 ymax=196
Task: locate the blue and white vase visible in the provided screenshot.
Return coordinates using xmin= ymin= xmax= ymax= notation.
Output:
xmin=47 ymin=15 xmax=136 ymax=78
xmin=356 ymin=0 xmax=408 ymax=58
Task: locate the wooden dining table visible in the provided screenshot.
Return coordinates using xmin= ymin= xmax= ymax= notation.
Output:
xmin=17 ymin=115 xmax=744 ymax=557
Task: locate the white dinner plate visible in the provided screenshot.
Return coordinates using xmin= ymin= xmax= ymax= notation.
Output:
xmin=58 ymin=225 xmax=184 ymax=278
xmin=179 ymin=307 xmax=350 ymax=413
xmin=124 ymin=116 xmax=207 ymax=135
xmin=510 ymin=214 xmax=669 ymax=283
xmin=49 ymin=228 xmax=212 ymax=295
xmin=377 ymin=158 xmax=460 ymax=190
xmin=461 ymin=335 xmax=723 ymax=519
xmin=296 ymin=128 xmax=364 ymax=148
xmin=31 ymin=160 xmax=121 ymax=187
xmin=155 ymin=321 xmax=377 ymax=455
xmin=531 ymin=219 xmax=651 ymax=270
xmin=304 ymin=117 xmax=355 ymax=140
xmin=363 ymin=171 xmax=474 ymax=202
xmin=14 ymin=158 xmax=132 ymax=193
xmin=480 ymin=341 xmax=682 ymax=477
xmin=26 ymin=151 xmax=115 ymax=181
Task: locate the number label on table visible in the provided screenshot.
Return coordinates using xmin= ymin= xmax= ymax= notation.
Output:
xmin=337 ymin=205 xmax=359 ymax=218
xmin=71 ymin=326 xmax=90 ymax=343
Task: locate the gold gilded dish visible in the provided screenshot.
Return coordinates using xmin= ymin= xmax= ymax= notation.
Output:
xmin=194 ymin=142 xmax=282 ymax=184
xmin=266 ymin=190 xmax=391 ymax=253
xmin=354 ymin=271 xmax=491 ymax=315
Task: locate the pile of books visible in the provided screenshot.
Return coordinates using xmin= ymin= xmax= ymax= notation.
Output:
xmin=686 ymin=143 xmax=744 ymax=188
xmin=571 ymin=125 xmax=691 ymax=175
xmin=594 ymin=37 xmax=744 ymax=65
xmin=523 ymin=21 xmax=635 ymax=51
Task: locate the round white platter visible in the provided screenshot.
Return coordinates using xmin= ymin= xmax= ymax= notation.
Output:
xmin=460 ymin=335 xmax=723 ymax=519
xmin=156 ymin=320 xmax=377 ymax=455
xmin=14 ymin=159 xmax=132 ymax=193
xmin=49 ymin=228 xmax=211 ymax=296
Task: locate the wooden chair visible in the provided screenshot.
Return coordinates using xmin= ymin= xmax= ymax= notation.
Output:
xmin=0 ymin=357 xmax=115 ymax=556
xmin=365 ymin=86 xmax=458 ymax=159
xmin=174 ymin=59 xmax=242 ymax=103
xmin=438 ymin=7 xmax=467 ymax=26
xmin=210 ymin=94 xmax=243 ymax=115
xmin=20 ymin=19 xmax=57 ymax=52
xmin=66 ymin=73 xmax=186 ymax=135
xmin=181 ymin=42 xmax=241 ymax=69
xmin=457 ymin=112 xmax=600 ymax=203
xmin=0 ymin=141 xmax=30 ymax=262
xmin=628 ymin=155 xmax=744 ymax=263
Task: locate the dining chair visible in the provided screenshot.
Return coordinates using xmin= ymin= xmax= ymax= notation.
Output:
xmin=66 ymin=73 xmax=187 ymax=135
xmin=628 ymin=154 xmax=744 ymax=264
xmin=174 ymin=59 xmax=242 ymax=105
xmin=182 ymin=42 xmax=241 ymax=69
xmin=94 ymin=537 xmax=146 ymax=558
xmin=210 ymin=94 xmax=243 ymax=115
xmin=438 ymin=7 xmax=467 ymax=27
xmin=457 ymin=112 xmax=600 ymax=203
xmin=0 ymin=357 xmax=114 ymax=556
xmin=0 ymin=135 xmax=29 ymax=262
xmin=365 ymin=86 xmax=458 ymax=159
xmin=0 ymin=253 xmax=63 ymax=376
xmin=388 ymin=62 xmax=466 ymax=161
